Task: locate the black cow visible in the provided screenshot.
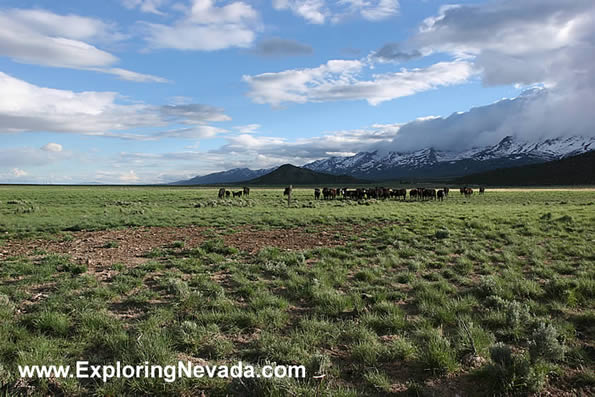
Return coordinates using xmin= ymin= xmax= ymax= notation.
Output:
xmin=218 ymin=188 xmax=226 ymax=199
xmin=233 ymin=191 xmax=243 ymax=198
xmin=314 ymin=188 xmax=321 ymax=200
xmin=423 ymin=188 xmax=437 ymax=200
xmin=437 ymin=190 xmax=445 ymax=201
xmin=479 ymin=187 xmax=485 ymax=194
xmin=225 ymin=191 xmax=231 ymax=198
xmin=394 ymin=188 xmax=407 ymax=200
xmin=284 ymin=187 xmax=291 ymax=196
xmin=243 ymin=187 xmax=250 ymax=197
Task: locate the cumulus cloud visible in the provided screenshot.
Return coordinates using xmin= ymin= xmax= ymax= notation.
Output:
xmin=0 ymin=72 xmax=229 ymax=140
xmin=122 ymin=0 xmax=169 ymax=15
xmin=41 ymin=143 xmax=63 ymax=152
xmin=140 ymin=0 xmax=261 ymax=51
xmin=253 ymin=37 xmax=313 ymax=56
xmin=272 ymin=0 xmax=399 ymax=24
xmin=411 ymin=0 xmax=595 ymax=88
xmin=0 ymin=146 xmax=71 ymax=169
xmin=243 ymin=59 xmax=474 ymax=106
xmin=373 ymin=42 xmax=421 ymax=63
xmin=233 ymin=124 xmax=261 ymax=133
xmin=378 ymin=0 xmax=595 ymax=148
xmin=111 ymin=122 xmax=402 ymax=182
xmin=12 ymin=168 xmax=27 ymax=177
xmin=119 ymin=170 xmax=140 ymax=182
xmin=0 ymin=8 xmax=166 ymax=82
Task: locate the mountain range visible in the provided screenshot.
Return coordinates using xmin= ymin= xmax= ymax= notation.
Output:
xmin=170 ymin=167 xmax=275 ymax=185
xmin=245 ymin=164 xmax=367 ymax=185
xmin=303 ymin=135 xmax=594 ymax=180
xmin=457 ymin=150 xmax=595 ymax=186
xmin=171 ymin=135 xmax=594 ymax=184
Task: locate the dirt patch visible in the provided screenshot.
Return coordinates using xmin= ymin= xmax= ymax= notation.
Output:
xmin=0 ymin=224 xmax=359 ymax=273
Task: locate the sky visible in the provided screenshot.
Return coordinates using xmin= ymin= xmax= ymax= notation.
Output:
xmin=0 ymin=0 xmax=593 ymax=184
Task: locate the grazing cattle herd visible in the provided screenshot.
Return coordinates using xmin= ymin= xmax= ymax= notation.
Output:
xmin=216 ymin=186 xmax=485 ymax=201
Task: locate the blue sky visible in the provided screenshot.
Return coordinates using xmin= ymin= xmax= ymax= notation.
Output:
xmin=0 ymin=0 xmax=593 ymax=183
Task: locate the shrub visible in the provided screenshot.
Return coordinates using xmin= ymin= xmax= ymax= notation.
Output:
xmin=200 ymin=238 xmax=238 ymax=255
xmin=528 ymin=322 xmax=565 ymax=363
xmin=484 ymin=343 xmax=548 ymax=395
xmin=435 ymin=229 xmax=450 ymax=239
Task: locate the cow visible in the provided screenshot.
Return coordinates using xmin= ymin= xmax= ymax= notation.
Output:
xmin=225 ymin=190 xmax=231 ymax=198
xmin=314 ymin=188 xmax=321 ymax=200
xmin=437 ymin=190 xmax=445 ymax=201
xmin=423 ymin=188 xmax=437 ymax=201
xmin=410 ymin=188 xmax=419 ymax=200
xmin=342 ymin=189 xmax=356 ymax=199
xmin=218 ymin=188 xmax=226 ymax=199
xmin=243 ymin=187 xmax=250 ymax=197
xmin=283 ymin=187 xmax=291 ymax=196
xmin=443 ymin=187 xmax=449 ymax=197
xmin=479 ymin=187 xmax=485 ymax=194
xmin=393 ymin=188 xmax=407 ymax=200
xmin=328 ymin=188 xmax=337 ymax=200
xmin=233 ymin=191 xmax=242 ymax=198
xmin=464 ymin=187 xmax=473 ymax=197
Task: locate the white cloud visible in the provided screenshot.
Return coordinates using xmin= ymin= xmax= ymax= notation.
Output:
xmin=114 ymin=124 xmax=399 ymax=180
xmin=380 ymin=0 xmax=595 ymax=149
xmin=0 ymin=8 xmax=166 ymax=82
xmin=272 ymin=0 xmax=399 ymax=24
xmin=122 ymin=0 xmax=169 ymax=15
xmin=410 ymin=0 xmax=595 ymax=88
xmin=12 ymin=168 xmax=28 ymax=177
xmin=243 ymin=59 xmax=474 ymax=106
xmin=100 ymin=68 xmax=170 ymax=83
xmin=273 ymin=0 xmax=327 ymax=24
xmin=0 ymin=72 xmax=229 ymax=140
xmin=120 ymin=170 xmax=140 ymax=182
xmin=41 ymin=143 xmax=63 ymax=152
xmin=233 ymin=124 xmax=261 ymax=133
xmin=140 ymin=0 xmax=261 ymax=51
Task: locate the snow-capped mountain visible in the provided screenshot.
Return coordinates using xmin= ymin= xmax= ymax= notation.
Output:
xmin=170 ymin=167 xmax=277 ymax=185
xmin=304 ymin=136 xmax=594 ymax=180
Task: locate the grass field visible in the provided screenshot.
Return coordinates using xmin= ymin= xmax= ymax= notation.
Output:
xmin=0 ymin=186 xmax=594 ymax=396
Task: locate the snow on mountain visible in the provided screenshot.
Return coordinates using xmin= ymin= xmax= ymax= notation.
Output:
xmin=304 ymin=136 xmax=594 ymax=180
xmin=170 ymin=167 xmax=277 ymax=185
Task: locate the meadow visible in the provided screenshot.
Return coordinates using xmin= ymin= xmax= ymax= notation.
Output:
xmin=0 ymin=186 xmax=593 ymax=396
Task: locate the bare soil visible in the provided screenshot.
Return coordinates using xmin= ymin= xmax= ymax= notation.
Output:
xmin=0 ymin=224 xmax=361 ymax=272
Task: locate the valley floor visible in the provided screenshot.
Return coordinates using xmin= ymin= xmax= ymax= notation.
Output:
xmin=0 ymin=187 xmax=593 ymax=396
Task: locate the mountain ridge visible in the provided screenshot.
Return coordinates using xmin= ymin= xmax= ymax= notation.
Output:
xmin=456 ymin=150 xmax=595 ymax=186
xmin=303 ymin=135 xmax=594 ymax=180
xmin=170 ymin=135 xmax=594 ymax=184
xmin=245 ymin=164 xmax=368 ymax=185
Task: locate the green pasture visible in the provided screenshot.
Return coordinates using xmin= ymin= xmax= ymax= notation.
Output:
xmin=0 ymin=186 xmax=593 ymax=396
